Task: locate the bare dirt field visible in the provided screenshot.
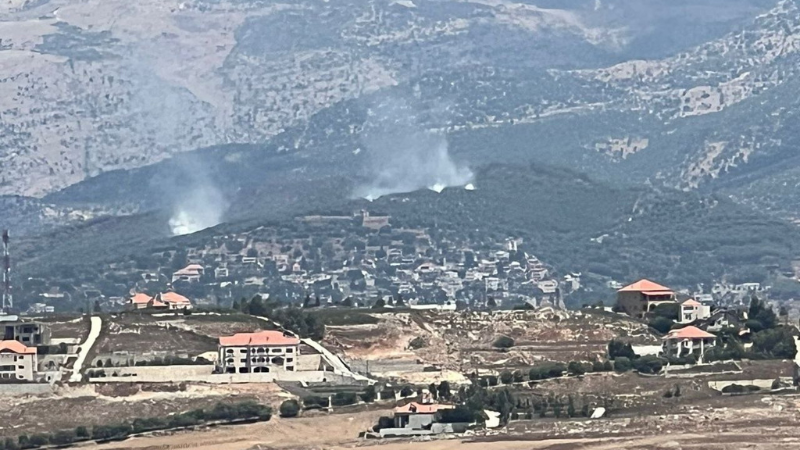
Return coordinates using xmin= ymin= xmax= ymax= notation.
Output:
xmin=84 ymin=393 xmax=800 ymax=450
xmin=0 ymin=383 xmax=286 ymax=438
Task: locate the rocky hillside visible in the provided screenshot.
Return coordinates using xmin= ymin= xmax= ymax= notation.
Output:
xmin=0 ymin=0 xmax=778 ymax=197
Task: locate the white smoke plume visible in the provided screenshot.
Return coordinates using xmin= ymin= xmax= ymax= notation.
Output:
xmin=162 ymin=157 xmax=228 ymax=236
xmin=354 ymin=99 xmax=472 ymax=200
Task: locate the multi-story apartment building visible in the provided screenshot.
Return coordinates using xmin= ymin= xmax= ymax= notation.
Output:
xmin=2 ymin=320 xmax=51 ymax=346
xmin=0 ymin=340 xmax=37 ymax=381
xmin=217 ymin=330 xmax=300 ymax=374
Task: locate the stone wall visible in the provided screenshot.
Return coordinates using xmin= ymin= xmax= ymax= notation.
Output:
xmin=88 ymin=365 xmax=354 ymax=384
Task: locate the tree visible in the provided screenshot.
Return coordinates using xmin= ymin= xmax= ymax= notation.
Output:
xmin=651 ymin=303 xmax=680 ymax=321
xmin=512 ymin=370 xmax=524 ymax=383
xmin=500 ymin=370 xmax=514 ymax=384
xmin=437 ymin=381 xmax=452 ymax=400
xmin=613 ymin=357 xmax=632 ymax=372
xmin=428 ymin=383 xmax=438 ymax=400
xmin=75 ymin=426 xmax=89 ymax=439
xmin=373 ymin=298 xmax=386 ymax=309
xmin=279 ymin=399 xmax=300 ymax=418
xmin=568 ymin=361 xmax=586 ymax=376
xmin=607 ymin=339 xmax=636 ymax=360
xmin=567 ymin=396 xmax=576 ymax=418
xmin=314 ymin=295 xmax=321 ymax=308
xmin=748 ymin=296 xmax=777 ymax=331
xmin=400 ymin=386 xmax=414 ymax=397
xmin=752 ymin=327 xmax=797 ymax=359
xmin=649 ymin=316 xmax=674 ymax=334
xmin=493 ymin=335 xmax=515 ymax=349
xmin=487 ymin=297 xmax=497 ymax=309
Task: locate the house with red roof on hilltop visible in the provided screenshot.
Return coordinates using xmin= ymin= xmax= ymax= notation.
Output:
xmin=662 ymin=326 xmax=716 ymax=359
xmin=616 ymin=279 xmax=677 ymax=318
xmin=171 ymin=264 xmax=204 ymax=283
xmin=127 ymin=291 xmax=193 ymax=311
xmin=0 ymin=340 xmax=37 ymax=381
xmin=216 ymin=330 xmax=300 ymax=374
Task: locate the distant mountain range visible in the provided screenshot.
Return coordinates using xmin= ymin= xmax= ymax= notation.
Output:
xmin=2 ymin=0 xmax=800 ymax=300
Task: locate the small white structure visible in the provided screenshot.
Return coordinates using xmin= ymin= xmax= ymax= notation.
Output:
xmin=172 ymin=264 xmax=204 ymax=283
xmin=680 ymin=299 xmax=711 ymax=324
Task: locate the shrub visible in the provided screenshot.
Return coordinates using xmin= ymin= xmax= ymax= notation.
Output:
xmin=663 ymin=390 xmax=673 ymax=398
xmin=279 ymin=399 xmax=301 ymax=418
xmin=91 ymin=424 xmax=132 ymax=441
xmin=721 ymin=384 xmax=744 ymax=394
xmin=608 ymin=340 xmax=635 ymax=360
xmin=771 ymin=378 xmax=781 ymax=390
xmin=408 ymin=336 xmax=427 ymax=350
xmin=603 ymin=360 xmax=613 ymax=371
xmin=438 ymin=406 xmax=477 ymax=423
xmin=493 ymin=336 xmax=515 ymax=349
xmin=75 ymin=426 xmax=89 ymax=439
xmin=633 ymin=355 xmax=666 ymax=374
xmin=649 ymin=316 xmax=674 ymax=334
xmin=487 ymin=375 xmax=498 ymax=386
xmin=303 ymin=396 xmax=328 ymax=408
xmin=373 ymin=416 xmax=394 ymax=432
xmin=331 ymin=392 xmax=358 ymax=406
xmin=591 ymin=361 xmax=605 ymax=372
xmin=500 ymin=370 xmax=514 ymax=384
xmin=568 ymin=361 xmax=585 ymax=376
xmin=132 ymin=417 xmax=167 ymax=433
xmin=360 ymin=385 xmax=377 ymax=403
xmin=400 ymin=386 xmax=414 ymax=397
xmin=29 ymin=434 xmax=49 ymax=447
xmin=512 ymin=370 xmax=524 ymax=382
xmin=5 ymin=437 xmax=19 ymax=450
xmin=613 ymin=357 xmax=632 ymax=372
xmin=510 ymin=412 xmax=519 ymax=420
xmin=50 ymin=430 xmax=76 ymax=446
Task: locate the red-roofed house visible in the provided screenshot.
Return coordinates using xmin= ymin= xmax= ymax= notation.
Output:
xmin=157 ymin=292 xmax=193 ymax=310
xmin=616 ymin=279 xmax=676 ymax=318
xmin=679 ymin=299 xmax=711 ymax=324
xmin=217 ymin=330 xmax=300 ymax=374
xmin=172 ymin=264 xmax=204 ymax=283
xmin=127 ymin=293 xmax=167 ymax=310
xmin=0 ymin=340 xmax=37 ymax=381
xmin=662 ymin=326 xmax=716 ymax=359
xmin=393 ymin=402 xmax=455 ymax=429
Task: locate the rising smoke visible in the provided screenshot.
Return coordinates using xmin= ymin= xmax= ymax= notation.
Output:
xmin=354 ymin=98 xmax=473 ymax=200
xmin=166 ymin=158 xmax=228 ymax=236
xmin=121 ymin=45 xmax=227 ymax=236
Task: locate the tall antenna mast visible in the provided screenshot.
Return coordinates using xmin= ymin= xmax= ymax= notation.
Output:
xmin=2 ymin=229 xmax=11 ymax=313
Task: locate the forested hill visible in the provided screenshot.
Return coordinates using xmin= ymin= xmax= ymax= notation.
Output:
xmin=13 ymin=164 xmax=799 ymax=309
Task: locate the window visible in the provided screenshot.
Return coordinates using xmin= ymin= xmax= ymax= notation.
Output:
xmin=286 ymin=348 xmax=294 ymax=353
xmin=286 ymin=358 xmax=293 ymax=363
xmin=240 ymin=349 xmax=247 ymax=353
xmin=240 ymin=359 xmax=247 ymax=363
xmin=271 ymin=348 xmax=281 ymax=353
xmin=226 ymin=349 xmax=234 ymax=354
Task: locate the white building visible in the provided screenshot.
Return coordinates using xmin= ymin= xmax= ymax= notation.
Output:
xmin=217 ymin=330 xmax=300 ymax=374
xmin=679 ymin=299 xmax=711 ymax=324
xmin=0 ymin=340 xmax=37 ymax=381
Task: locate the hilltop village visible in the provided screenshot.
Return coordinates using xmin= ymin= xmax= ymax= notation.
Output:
xmin=2 ymin=258 xmax=800 ymax=449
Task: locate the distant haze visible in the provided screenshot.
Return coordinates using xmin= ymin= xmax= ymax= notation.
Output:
xmin=354 ymin=98 xmax=473 ymax=200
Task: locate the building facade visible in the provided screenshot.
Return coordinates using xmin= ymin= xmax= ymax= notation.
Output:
xmin=217 ymin=330 xmax=300 ymax=374
xmin=2 ymin=320 xmax=51 ymax=346
xmin=616 ymin=279 xmax=676 ymax=318
xmin=0 ymin=340 xmax=37 ymax=381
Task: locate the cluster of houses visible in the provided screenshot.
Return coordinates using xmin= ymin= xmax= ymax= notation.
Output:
xmin=615 ymin=279 xmax=750 ymax=360
xmin=127 ymin=291 xmax=193 ymax=310
xmin=147 ymin=221 xmax=570 ymax=311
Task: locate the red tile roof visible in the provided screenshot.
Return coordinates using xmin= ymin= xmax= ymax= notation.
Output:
xmin=663 ymin=326 xmax=716 ymax=340
xmin=619 ymin=279 xmax=673 ymax=294
xmin=0 ymin=340 xmax=36 ymax=355
xmin=130 ymin=293 xmax=153 ymax=305
xmin=160 ymin=292 xmax=191 ymax=305
xmin=219 ymin=330 xmax=300 ymax=347
xmin=682 ymin=299 xmax=701 ymax=307
xmin=394 ymin=402 xmax=455 ymax=414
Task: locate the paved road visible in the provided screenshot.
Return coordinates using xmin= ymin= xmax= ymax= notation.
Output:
xmin=253 ymin=315 xmax=373 ymax=383
xmin=69 ymin=316 xmax=102 ymax=383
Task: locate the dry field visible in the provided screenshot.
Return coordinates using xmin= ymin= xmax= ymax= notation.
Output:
xmin=82 ymin=393 xmax=800 ymax=450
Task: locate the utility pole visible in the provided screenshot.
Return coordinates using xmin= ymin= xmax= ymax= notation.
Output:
xmin=2 ymin=229 xmax=11 ymax=313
